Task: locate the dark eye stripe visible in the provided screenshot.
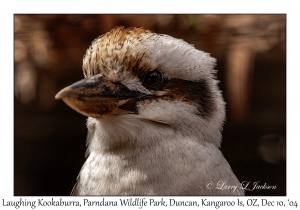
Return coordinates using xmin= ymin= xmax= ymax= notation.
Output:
xmin=163 ymin=79 xmax=216 ymax=119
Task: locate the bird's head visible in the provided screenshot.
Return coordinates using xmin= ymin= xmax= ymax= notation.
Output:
xmin=55 ymin=26 xmax=225 ymax=147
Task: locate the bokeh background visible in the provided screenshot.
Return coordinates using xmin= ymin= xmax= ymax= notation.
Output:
xmin=14 ymin=14 xmax=286 ymax=196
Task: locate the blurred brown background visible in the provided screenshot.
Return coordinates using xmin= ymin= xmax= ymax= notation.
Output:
xmin=14 ymin=14 xmax=286 ymax=196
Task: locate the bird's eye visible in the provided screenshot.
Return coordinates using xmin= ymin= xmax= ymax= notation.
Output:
xmin=142 ymin=70 xmax=163 ymax=89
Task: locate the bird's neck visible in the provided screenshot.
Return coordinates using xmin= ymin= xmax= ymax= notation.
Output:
xmin=85 ymin=116 xmax=177 ymax=154
xmin=85 ymin=113 xmax=222 ymax=155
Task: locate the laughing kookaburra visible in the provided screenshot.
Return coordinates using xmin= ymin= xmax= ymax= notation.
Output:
xmin=55 ymin=26 xmax=244 ymax=195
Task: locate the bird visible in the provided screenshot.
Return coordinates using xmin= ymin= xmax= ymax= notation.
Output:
xmin=55 ymin=26 xmax=244 ymax=196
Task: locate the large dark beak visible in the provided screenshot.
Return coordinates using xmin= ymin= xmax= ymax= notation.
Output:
xmin=55 ymin=74 xmax=146 ymax=118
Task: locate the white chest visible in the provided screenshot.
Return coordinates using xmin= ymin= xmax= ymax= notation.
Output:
xmin=76 ymin=138 xmax=244 ymax=195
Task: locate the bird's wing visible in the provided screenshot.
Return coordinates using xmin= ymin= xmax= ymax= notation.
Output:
xmin=70 ymin=181 xmax=79 ymax=196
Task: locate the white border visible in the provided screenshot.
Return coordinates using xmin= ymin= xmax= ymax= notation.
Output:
xmin=2 ymin=0 xmax=299 ymax=209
